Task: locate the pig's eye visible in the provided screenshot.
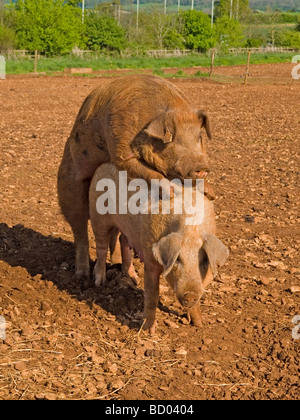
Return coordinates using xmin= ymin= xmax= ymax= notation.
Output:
xmin=176 ymin=255 xmax=183 ymax=265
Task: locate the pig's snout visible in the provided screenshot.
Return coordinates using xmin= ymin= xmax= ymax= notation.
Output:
xmin=179 ymin=292 xmax=199 ymax=308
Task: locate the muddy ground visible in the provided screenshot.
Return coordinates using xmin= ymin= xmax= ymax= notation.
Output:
xmin=0 ymin=63 xmax=299 ymax=400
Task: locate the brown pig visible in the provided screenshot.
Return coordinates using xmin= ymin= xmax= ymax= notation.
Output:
xmin=89 ymin=164 xmax=228 ymax=333
xmin=57 ymin=75 xmax=213 ymax=281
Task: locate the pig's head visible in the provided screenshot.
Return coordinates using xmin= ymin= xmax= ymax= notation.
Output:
xmin=143 ymin=109 xmax=212 ymax=181
xmin=152 ymin=232 xmax=229 ymax=309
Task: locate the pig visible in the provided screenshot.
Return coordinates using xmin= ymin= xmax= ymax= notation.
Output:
xmin=57 ymin=74 xmax=213 ymax=281
xmin=89 ymin=163 xmax=229 ymax=334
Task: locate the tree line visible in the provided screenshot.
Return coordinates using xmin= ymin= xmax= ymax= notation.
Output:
xmin=0 ymin=0 xmax=299 ymax=55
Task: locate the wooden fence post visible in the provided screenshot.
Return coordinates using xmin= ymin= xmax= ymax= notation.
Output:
xmin=244 ymin=50 xmax=251 ymax=85
xmin=209 ymin=50 xmax=215 ymax=79
xmin=34 ymin=50 xmax=38 ymax=73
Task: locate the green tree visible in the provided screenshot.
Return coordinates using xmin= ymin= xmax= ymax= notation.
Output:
xmin=181 ymin=10 xmax=215 ymax=51
xmin=216 ymin=0 xmax=251 ymax=21
xmin=1 ymin=0 xmax=16 ymax=27
xmin=163 ymin=28 xmax=185 ymax=49
xmin=66 ymin=0 xmax=81 ymax=6
xmin=214 ymin=15 xmax=245 ymax=50
xmin=85 ymin=11 xmax=126 ymax=52
xmin=0 ymin=24 xmax=16 ymax=52
xmin=279 ymin=30 xmax=300 ymax=48
xmin=0 ymin=0 xmax=16 ymax=51
xmin=263 ymin=7 xmax=281 ymax=47
xmin=122 ymin=11 xmax=154 ymax=54
xmin=14 ymin=0 xmax=85 ymax=55
xmin=144 ymin=9 xmax=184 ymax=50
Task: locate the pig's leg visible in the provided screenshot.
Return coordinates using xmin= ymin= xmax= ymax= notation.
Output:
xmin=116 ymin=156 xmax=176 ymax=200
xmin=143 ymin=264 xmax=162 ymax=334
xmin=109 ymin=228 xmax=122 ymax=265
xmin=115 ymin=155 xmax=165 ymax=185
xmin=204 ymin=181 xmax=216 ymax=201
xmin=119 ymin=234 xmax=139 ymax=283
xmin=57 ymin=145 xmax=90 ymax=280
xmin=93 ymin=229 xmax=112 ymax=287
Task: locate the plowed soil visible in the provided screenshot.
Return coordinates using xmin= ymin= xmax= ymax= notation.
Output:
xmin=0 ymin=63 xmax=299 ymax=400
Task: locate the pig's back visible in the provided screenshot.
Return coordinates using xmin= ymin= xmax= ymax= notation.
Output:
xmin=78 ymin=75 xmax=189 ymax=139
xmin=89 ymin=163 xmax=182 ymax=259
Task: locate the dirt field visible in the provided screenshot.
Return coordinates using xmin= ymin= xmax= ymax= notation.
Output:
xmin=0 ymin=63 xmax=299 ymax=400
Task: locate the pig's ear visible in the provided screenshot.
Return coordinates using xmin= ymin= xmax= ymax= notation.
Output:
xmin=202 ymin=234 xmax=229 ymax=278
xmin=152 ymin=232 xmax=183 ymax=276
xmin=144 ymin=112 xmax=174 ymax=144
xmin=197 ymin=110 xmax=212 ymax=140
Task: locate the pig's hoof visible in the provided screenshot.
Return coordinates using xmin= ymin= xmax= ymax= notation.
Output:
xmin=94 ymin=277 xmax=106 ymax=287
xmin=75 ymin=266 xmax=90 ymax=281
xmin=143 ymin=319 xmax=157 ymax=335
xmin=127 ymin=267 xmax=140 ymax=285
xmin=93 ymin=270 xmax=106 ymax=287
